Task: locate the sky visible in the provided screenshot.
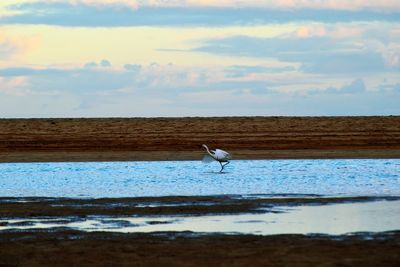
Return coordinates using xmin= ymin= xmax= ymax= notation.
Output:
xmin=0 ymin=0 xmax=399 ymax=117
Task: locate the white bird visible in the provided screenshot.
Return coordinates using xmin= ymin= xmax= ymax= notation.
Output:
xmin=202 ymin=144 xmax=231 ymax=172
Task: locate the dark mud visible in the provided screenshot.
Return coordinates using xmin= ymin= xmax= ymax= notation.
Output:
xmin=2 ymin=195 xmax=399 ymax=218
xmin=2 ymin=196 xmax=400 ymax=266
xmin=1 ymin=229 xmax=400 ymax=267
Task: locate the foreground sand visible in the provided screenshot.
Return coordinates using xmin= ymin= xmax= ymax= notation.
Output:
xmin=1 ymin=230 xmax=400 ymax=267
xmin=0 ymin=116 xmax=400 ymax=162
xmin=1 ymin=196 xmax=400 ymax=267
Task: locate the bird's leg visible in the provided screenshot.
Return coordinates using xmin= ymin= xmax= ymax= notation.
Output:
xmin=219 ymin=161 xmax=230 ymax=172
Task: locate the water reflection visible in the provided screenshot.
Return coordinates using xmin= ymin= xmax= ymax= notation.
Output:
xmin=1 ymin=200 xmax=400 ymax=235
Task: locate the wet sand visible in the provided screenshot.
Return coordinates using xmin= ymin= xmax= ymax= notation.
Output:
xmin=1 ymin=116 xmax=399 ymax=162
xmin=1 ymin=196 xmax=400 ymax=266
xmin=2 ymin=195 xmax=399 ymax=218
xmin=1 ymin=230 xmax=400 ymax=267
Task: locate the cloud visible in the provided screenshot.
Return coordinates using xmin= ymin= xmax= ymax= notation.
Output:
xmin=0 ymin=41 xmax=17 ymax=60
xmin=100 ymin=59 xmax=111 ymax=67
xmin=195 ymin=25 xmax=400 ymax=74
xmin=124 ymin=64 xmax=141 ymax=72
xmin=300 ymin=52 xmax=387 ymax=74
xmin=84 ymin=59 xmax=111 ymax=69
xmin=7 ymin=0 xmax=139 ymax=10
xmin=0 ymin=67 xmax=63 ymax=76
xmin=0 ymin=63 xmax=394 ymax=98
xmin=0 ymin=63 xmax=273 ymax=100
xmin=392 ymin=83 xmax=400 ymax=92
xmin=380 ymin=43 xmax=400 ymax=68
xmin=3 ymin=87 xmax=398 ymax=117
xmin=84 ymin=62 xmax=98 ymax=69
xmin=224 ymin=65 xmax=295 ymax=78
xmin=69 ymin=0 xmax=138 ymax=9
xmin=0 ymin=31 xmax=39 ymax=60
xmin=31 ymin=0 xmax=400 ymax=11
xmin=1 ymin=62 xmax=399 ymax=117
xmin=176 ymin=87 xmax=400 ymax=116
xmin=0 ymin=91 xmax=82 ymax=117
xmin=0 ymin=64 xmax=138 ymax=94
xmin=183 ymin=0 xmax=400 ymax=11
xmin=0 ymin=76 xmax=29 ymax=96
xmin=1 ymin=2 xmax=400 ymax=27
xmin=340 ymin=79 xmax=366 ymax=93
xmin=309 ymin=79 xmax=366 ymax=95
xmin=379 ymin=82 xmax=400 ymax=93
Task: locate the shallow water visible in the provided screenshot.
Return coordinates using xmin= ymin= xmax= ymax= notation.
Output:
xmin=2 ymin=200 xmax=399 ymax=235
xmin=0 ymin=159 xmax=399 ymax=197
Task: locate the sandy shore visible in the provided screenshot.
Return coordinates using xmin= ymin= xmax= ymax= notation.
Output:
xmin=2 ymin=149 xmax=400 ymax=162
xmin=1 ymin=116 xmax=400 ymax=162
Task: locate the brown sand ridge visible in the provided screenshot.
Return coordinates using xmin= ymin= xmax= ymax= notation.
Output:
xmin=0 ymin=116 xmax=400 ymax=162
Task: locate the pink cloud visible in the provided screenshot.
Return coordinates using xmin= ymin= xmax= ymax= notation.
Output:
xmin=287 ymin=24 xmax=365 ymax=39
xmin=42 ymin=1 xmax=139 ymax=9
xmin=0 ymin=77 xmax=30 ymax=96
xmin=0 ymin=32 xmax=40 ymax=60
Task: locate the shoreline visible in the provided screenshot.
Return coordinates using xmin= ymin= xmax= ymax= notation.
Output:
xmin=2 ymin=195 xmax=399 ymax=217
xmin=1 ymin=149 xmax=400 ymax=163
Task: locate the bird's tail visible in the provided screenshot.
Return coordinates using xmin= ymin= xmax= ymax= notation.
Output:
xmin=202 ymin=154 xmax=214 ymax=163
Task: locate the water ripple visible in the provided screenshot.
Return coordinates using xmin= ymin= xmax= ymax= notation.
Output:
xmin=0 ymin=159 xmax=399 ymax=198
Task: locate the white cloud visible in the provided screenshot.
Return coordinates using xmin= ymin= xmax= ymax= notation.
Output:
xmin=0 ymin=31 xmax=39 ymax=60
xmin=328 ymin=79 xmax=366 ymax=94
xmin=291 ymin=25 xmax=364 ymax=39
xmin=1 ymin=60 xmax=399 ymax=117
xmin=57 ymin=0 xmax=139 ymax=9
xmin=0 ymin=40 xmax=16 ymax=60
xmin=0 ymin=76 xmax=29 ymax=96
xmin=381 ymin=43 xmax=400 ymax=67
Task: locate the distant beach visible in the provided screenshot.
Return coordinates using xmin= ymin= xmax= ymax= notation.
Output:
xmin=0 ymin=116 xmax=399 ymax=162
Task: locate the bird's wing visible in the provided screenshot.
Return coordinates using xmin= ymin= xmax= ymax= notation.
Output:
xmin=214 ymin=149 xmax=231 ymax=160
xmin=202 ymin=154 xmax=214 ymax=163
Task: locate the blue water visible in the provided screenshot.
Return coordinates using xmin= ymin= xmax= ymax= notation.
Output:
xmin=0 ymin=159 xmax=399 ymax=198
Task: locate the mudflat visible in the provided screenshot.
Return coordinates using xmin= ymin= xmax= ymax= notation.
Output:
xmin=0 ymin=116 xmax=399 ymax=162
xmin=1 ymin=196 xmax=400 ymax=267
xmin=1 ymin=230 xmax=400 ymax=267
xmin=3 ymin=195 xmax=399 ymax=217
